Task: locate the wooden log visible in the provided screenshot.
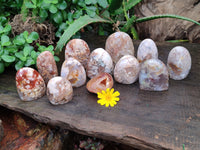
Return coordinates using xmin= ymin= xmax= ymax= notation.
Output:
xmin=0 ymin=107 xmax=63 ymax=150
xmin=135 ymin=0 xmax=200 ymax=42
xmin=0 ymin=34 xmax=200 ymax=149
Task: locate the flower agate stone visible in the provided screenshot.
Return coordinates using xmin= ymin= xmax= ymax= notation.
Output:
xmin=105 ymin=31 xmax=134 ymax=64
xmin=47 ymin=77 xmax=73 ymax=105
xmin=37 ymin=51 xmax=58 ymax=84
xmin=139 ymin=59 xmax=169 ymax=91
xmin=65 ymin=39 xmax=90 ymax=68
xmin=61 ymin=57 xmax=86 ymax=87
xmin=86 ymin=72 xmax=113 ymax=94
xmin=87 ymin=48 xmax=113 ymax=79
xmin=16 ymin=67 xmax=46 ymax=101
xmin=167 ymin=46 xmax=191 ymax=80
xmin=137 ymin=39 xmax=158 ymax=63
xmin=114 ymin=55 xmax=140 ymax=84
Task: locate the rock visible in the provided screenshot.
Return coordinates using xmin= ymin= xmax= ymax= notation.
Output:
xmin=167 ymin=46 xmax=192 ymax=80
xmin=61 ymin=57 xmax=86 ymax=87
xmin=0 ymin=110 xmax=63 ymax=150
xmin=114 ymin=55 xmax=140 ymax=84
xmin=47 ymin=77 xmax=73 ymax=105
xmin=139 ymin=59 xmax=169 ymax=91
xmin=137 ymin=39 xmax=158 ymax=63
xmin=86 ymin=48 xmax=113 ymax=79
xmin=86 ymin=72 xmax=114 ymax=94
xmin=65 ymin=39 xmax=90 ymax=68
xmin=16 ymin=67 xmax=46 ymax=101
xmin=105 ymin=31 xmax=134 ymax=64
xmin=37 ymin=51 xmax=58 ymax=84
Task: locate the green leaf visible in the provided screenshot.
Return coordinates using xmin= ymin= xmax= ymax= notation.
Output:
xmin=73 ymin=10 xmax=83 ymax=19
xmin=101 ymin=10 xmax=110 ymax=18
xmin=28 ymin=32 xmax=39 ymax=41
xmin=97 ymin=0 xmax=108 ymax=8
xmin=44 ymin=0 xmax=58 ymax=4
xmin=1 ymin=35 xmax=11 ymax=46
xmin=15 ymin=52 xmax=26 ymax=62
xmin=23 ymin=46 xmax=32 ymax=57
xmin=32 ymin=0 xmax=37 ymax=5
xmin=46 ymin=45 xmax=54 ymax=51
xmin=109 ymin=0 xmax=123 ymax=12
xmin=57 ymin=1 xmax=67 ymax=10
xmin=5 ymin=46 xmax=18 ymax=53
xmin=23 ymin=31 xmax=29 ymax=39
xmin=39 ymin=9 xmax=48 ymax=18
xmin=55 ymin=15 xmax=111 ymax=53
xmin=59 ymin=23 xmax=67 ymax=31
xmin=31 ymin=50 xmax=37 ymax=59
xmin=13 ymin=37 xmax=25 ymax=45
xmin=78 ymin=0 xmax=86 ymax=7
xmin=68 ymin=13 xmax=73 ymax=23
xmin=49 ymin=4 xmax=58 ymax=13
xmin=114 ymin=0 xmax=142 ymax=14
xmin=15 ymin=61 xmax=24 ymax=71
xmin=53 ymin=12 xmax=63 ymax=24
xmin=1 ymin=54 xmax=15 ymax=62
xmin=136 ymin=14 xmax=200 ymax=26
xmin=86 ymin=6 xmax=96 ymax=17
xmin=25 ymin=57 xmax=35 ymax=66
xmin=54 ymin=56 xmax=60 ymax=62
xmin=62 ymin=10 xmax=68 ymax=20
xmin=41 ymin=2 xmax=51 ymax=9
xmin=85 ymin=0 xmax=97 ymax=5
xmin=0 ymin=26 xmax=4 ymax=34
xmin=3 ymin=24 xmax=11 ymax=33
xmin=25 ymin=2 xmax=36 ymax=8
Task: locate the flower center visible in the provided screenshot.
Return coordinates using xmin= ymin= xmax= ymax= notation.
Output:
xmin=105 ymin=93 xmax=112 ymax=101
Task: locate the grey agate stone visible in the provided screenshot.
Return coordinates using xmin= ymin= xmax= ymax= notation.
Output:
xmin=139 ymin=59 xmax=169 ymax=91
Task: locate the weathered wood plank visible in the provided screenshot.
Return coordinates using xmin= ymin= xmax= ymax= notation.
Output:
xmin=0 ymin=34 xmax=200 ymax=150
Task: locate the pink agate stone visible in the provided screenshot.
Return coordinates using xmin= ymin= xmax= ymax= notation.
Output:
xmin=47 ymin=77 xmax=73 ymax=105
xmin=139 ymin=59 xmax=169 ymax=91
xmin=167 ymin=46 xmax=191 ymax=80
xmin=37 ymin=51 xmax=58 ymax=84
xmin=86 ymin=48 xmax=113 ymax=79
xmin=114 ymin=55 xmax=140 ymax=84
xmin=61 ymin=57 xmax=86 ymax=87
xmin=65 ymin=39 xmax=90 ymax=68
xmin=86 ymin=72 xmax=113 ymax=94
xmin=105 ymin=31 xmax=134 ymax=64
xmin=16 ymin=67 xmax=46 ymax=101
xmin=137 ymin=39 xmax=158 ymax=63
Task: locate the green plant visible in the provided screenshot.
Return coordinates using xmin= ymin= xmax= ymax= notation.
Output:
xmin=0 ymin=17 xmax=59 ymax=74
xmin=55 ymin=0 xmax=200 ymax=53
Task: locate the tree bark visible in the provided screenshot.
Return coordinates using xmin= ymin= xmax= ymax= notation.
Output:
xmin=135 ymin=0 xmax=200 ymax=42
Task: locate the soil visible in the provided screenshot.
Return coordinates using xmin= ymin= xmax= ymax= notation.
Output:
xmin=10 ymin=14 xmax=56 ymax=46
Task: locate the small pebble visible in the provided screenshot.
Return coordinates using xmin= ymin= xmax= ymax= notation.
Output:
xmin=139 ymin=59 xmax=169 ymax=91
xmin=47 ymin=77 xmax=73 ymax=105
xmin=137 ymin=38 xmax=158 ymax=63
xmin=86 ymin=72 xmax=113 ymax=94
xmin=37 ymin=51 xmax=58 ymax=84
xmin=61 ymin=57 xmax=86 ymax=88
xmin=65 ymin=39 xmax=90 ymax=68
xmin=86 ymin=48 xmax=113 ymax=79
xmin=114 ymin=55 xmax=140 ymax=84
xmin=105 ymin=31 xmax=134 ymax=64
xmin=16 ymin=67 xmax=46 ymax=101
xmin=167 ymin=46 xmax=191 ymax=80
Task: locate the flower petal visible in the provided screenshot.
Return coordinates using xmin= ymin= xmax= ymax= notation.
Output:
xmin=97 ymin=92 xmax=104 ymax=99
xmin=113 ymin=91 xmax=120 ymax=97
xmin=112 ymin=97 xmax=120 ymax=101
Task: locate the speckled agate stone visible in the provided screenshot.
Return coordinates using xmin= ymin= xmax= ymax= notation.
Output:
xmin=86 ymin=48 xmax=113 ymax=79
xmin=114 ymin=55 xmax=140 ymax=84
xmin=105 ymin=31 xmax=134 ymax=64
xmin=167 ymin=46 xmax=191 ymax=80
xmin=47 ymin=77 xmax=73 ymax=105
xmin=61 ymin=57 xmax=86 ymax=87
xmin=137 ymin=39 xmax=158 ymax=63
xmin=65 ymin=39 xmax=90 ymax=68
xmin=86 ymin=72 xmax=113 ymax=94
xmin=37 ymin=51 xmax=58 ymax=84
xmin=139 ymin=59 xmax=169 ymax=91
xmin=16 ymin=67 xmax=46 ymax=101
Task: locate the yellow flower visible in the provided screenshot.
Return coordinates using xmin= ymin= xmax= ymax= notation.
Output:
xmin=97 ymin=88 xmax=120 ymax=107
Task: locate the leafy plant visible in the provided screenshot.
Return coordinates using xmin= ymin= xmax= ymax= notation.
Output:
xmin=0 ymin=17 xmax=58 ymax=74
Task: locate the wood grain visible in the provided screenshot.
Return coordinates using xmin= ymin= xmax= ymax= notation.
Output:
xmin=0 ymin=35 xmax=200 ymax=150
